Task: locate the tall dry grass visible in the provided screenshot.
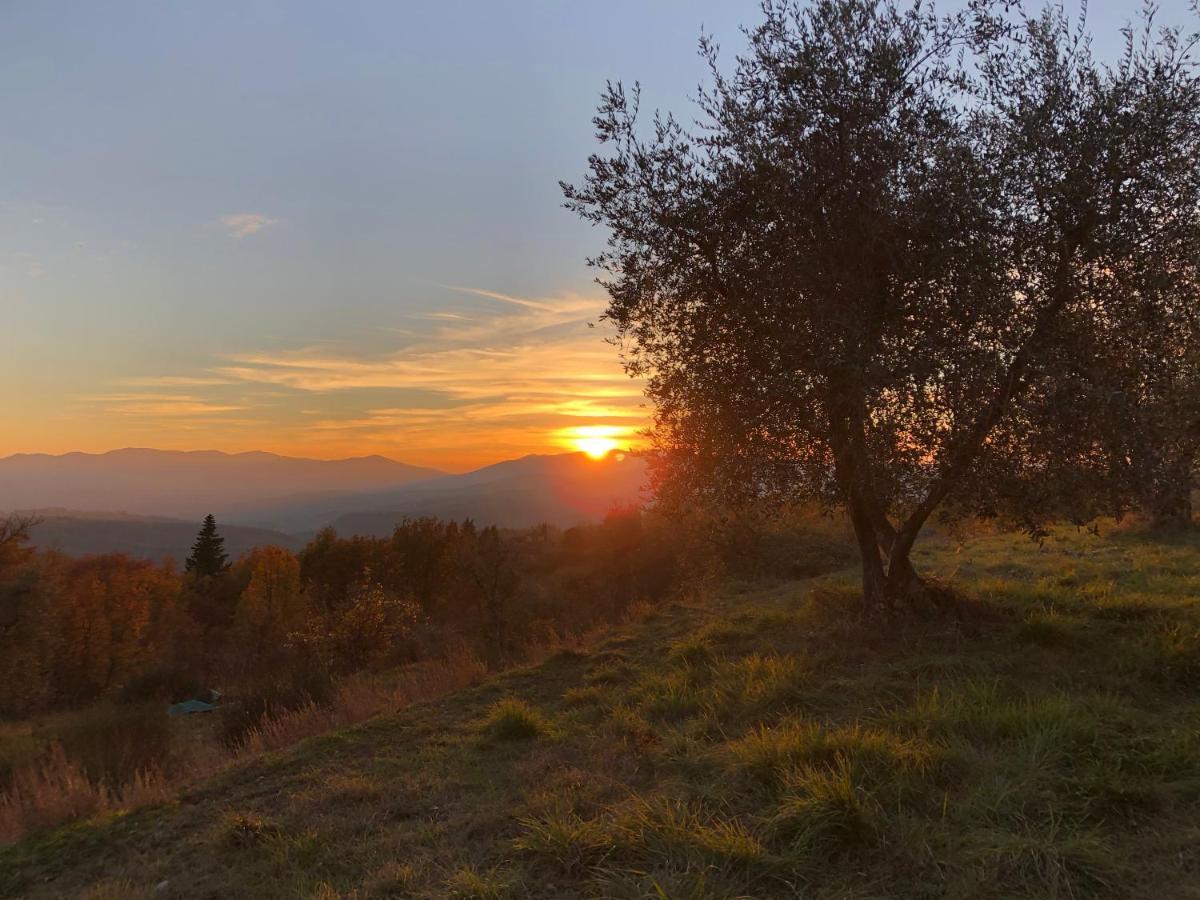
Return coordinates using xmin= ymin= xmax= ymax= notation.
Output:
xmin=0 ymin=646 xmax=489 ymax=845
xmin=236 ymin=646 xmax=487 ymax=756
xmin=0 ymin=744 xmax=173 ymax=843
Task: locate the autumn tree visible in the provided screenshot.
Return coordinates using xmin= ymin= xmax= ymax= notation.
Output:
xmin=233 ymin=546 xmax=311 ymax=663
xmin=293 ymin=576 xmax=420 ymax=675
xmin=564 ymin=0 xmax=1200 ymax=607
xmin=51 ymin=554 xmax=177 ymax=704
xmin=0 ymin=513 xmax=37 ymax=577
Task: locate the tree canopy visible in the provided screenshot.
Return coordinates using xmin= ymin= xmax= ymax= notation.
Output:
xmin=565 ymin=0 xmax=1200 ymax=607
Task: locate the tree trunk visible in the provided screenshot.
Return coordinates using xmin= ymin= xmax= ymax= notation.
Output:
xmin=846 ymin=494 xmax=888 ymax=609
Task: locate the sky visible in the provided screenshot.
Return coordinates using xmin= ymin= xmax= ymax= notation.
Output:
xmin=1 ymin=1 xmax=1193 ymax=471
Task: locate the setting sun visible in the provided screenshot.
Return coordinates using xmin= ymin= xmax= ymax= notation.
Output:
xmin=576 ymin=435 xmax=618 ymax=459
xmin=562 ymin=425 xmax=629 ymax=459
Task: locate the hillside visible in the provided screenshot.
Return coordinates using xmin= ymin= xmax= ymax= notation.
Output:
xmin=23 ymin=511 xmax=306 ymax=562
xmin=0 ymin=451 xmax=648 ymax=544
xmin=0 ymin=450 xmax=441 ymax=528
xmin=3 ymin=527 xmax=1199 ymax=898
xmin=328 ymin=451 xmax=649 ymax=534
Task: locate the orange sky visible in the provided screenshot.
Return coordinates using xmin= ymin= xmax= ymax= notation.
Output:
xmin=1 ymin=286 xmax=647 ymax=473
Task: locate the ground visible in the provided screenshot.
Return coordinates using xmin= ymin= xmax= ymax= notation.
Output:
xmin=2 ymin=525 xmax=1198 ymax=899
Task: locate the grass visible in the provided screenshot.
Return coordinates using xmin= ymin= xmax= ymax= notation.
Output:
xmin=2 ymin=522 xmax=1200 ymax=897
xmin=481 ymin=698 xmax=554 ymax=742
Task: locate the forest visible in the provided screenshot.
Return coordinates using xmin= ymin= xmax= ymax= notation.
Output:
xmin=0 ymin=505 xmax=740 ymax=840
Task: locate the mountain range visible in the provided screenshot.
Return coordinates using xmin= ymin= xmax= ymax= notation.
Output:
xmin=2 ymin=449 xmax=649 ymax=560
xmin=0 ymin=449 xmax=440 ymax=524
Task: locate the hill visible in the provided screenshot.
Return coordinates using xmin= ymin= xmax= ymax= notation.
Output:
xmin=0 ymin=450 xmax=648 ymax=543
xmin=3 ymin=526 xmax=1198 ymax=898
xmin=22 ymin=510 xmax=305 ymax=561
xmin=0 ymin=449 xmax=441 ymax=528
xmin=327 ymin=451 xmax=649 ymax=535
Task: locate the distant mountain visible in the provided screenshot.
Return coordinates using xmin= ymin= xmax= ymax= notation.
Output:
xmin=1 ymin=450 xmax=651 ymax=556
xmin=328 ymin=451 xmax=649 ymax=536
xmin=0 ymin=449 xmax=441 ymax=527
xmin=23 ymin=510 xmax=305 ymax=562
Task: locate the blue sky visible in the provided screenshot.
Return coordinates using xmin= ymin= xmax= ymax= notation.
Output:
xmin=1 ymin=1 xmax=1193 ymax=469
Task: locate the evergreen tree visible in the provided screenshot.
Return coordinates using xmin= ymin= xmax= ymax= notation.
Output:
xmin=185 ymin=514 xmax=230 ymax=578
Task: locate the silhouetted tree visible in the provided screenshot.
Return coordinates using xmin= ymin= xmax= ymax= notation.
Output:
xmin=565 ymin=0 xmax=1200 ymax=607
xmin=185 ymin=514 xmax=230 ymax=578
xmin=456 ymin=525 xmax=519 ymax=664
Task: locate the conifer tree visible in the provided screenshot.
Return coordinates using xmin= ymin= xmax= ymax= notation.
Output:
xmin=185 ymin=514 xmax=230 ymax=578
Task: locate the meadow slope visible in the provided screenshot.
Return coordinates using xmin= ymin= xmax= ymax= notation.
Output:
xmin=3 ymin=526 xmax=1199 ymax=899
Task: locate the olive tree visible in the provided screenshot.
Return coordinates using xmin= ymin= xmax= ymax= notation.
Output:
xmin=564 ymin=0 xmax=1200 ymax=607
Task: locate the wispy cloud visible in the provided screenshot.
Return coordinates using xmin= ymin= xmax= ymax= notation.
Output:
xmin=434 ymin=283 xmax=559 ymax=312
xmin=93 ymin=393 xmax=249 ymax=417
xmin=219 ymin=212 xmax=278 ymax=238
xmin=120 ymin=375 xmax=238 ymax=387
xmin=94 ymin=286 xmax=644 ymax=467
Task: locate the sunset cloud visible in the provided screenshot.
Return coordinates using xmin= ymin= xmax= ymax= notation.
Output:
xmin=120 ymin=376 xmax=238 ymax=388
xmin=88 ymin=287 xmax=646 ymax=469
xmin=219 ymin=212 xmax=278 ymax=238
xmin=94 ymin=393 xmax=249 ymax=417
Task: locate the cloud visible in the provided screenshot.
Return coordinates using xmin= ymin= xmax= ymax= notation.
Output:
xmin=435 ymin=283 xmax=558 ymax=312
xmin=92 ymin=392 xmax=249 ymax=417
xmin=94 ymin=286 xmax=645 ymax=467
xmin=120 ymin=375 xmax=238 ymax=387
xmin=219 ymin=213 xmax=278 ymax=238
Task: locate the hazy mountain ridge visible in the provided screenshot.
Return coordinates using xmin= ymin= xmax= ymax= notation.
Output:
xmin=329 ymin=451 xmax=649 ymax=534
xmin=0 ymin=448 xmax=443 ymax=527
xmin=23 ymin=512 xmax=305 ymax=562
xmin=3 ymin=449 xmax=650 ymax=558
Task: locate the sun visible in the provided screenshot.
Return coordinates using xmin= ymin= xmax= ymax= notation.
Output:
xmin=576 ymin=435 xmax=619 ymax=459
xmin=565 ymin=425 xmax=627 ymax=459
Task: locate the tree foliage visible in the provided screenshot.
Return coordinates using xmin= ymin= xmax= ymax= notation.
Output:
xmin=0 ymin=511 xmax=694 ymax=717
xmin=564 ymin=0 xmax=1200 ymax=606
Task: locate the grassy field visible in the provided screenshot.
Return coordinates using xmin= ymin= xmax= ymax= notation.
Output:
xmin=2 ymin=524 xmax=1198 ymax=899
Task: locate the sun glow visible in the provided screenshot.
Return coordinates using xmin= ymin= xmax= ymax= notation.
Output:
xmin=564 ymin=425 xmax=629 ymax=459
xmin=576 ymin=435 xmax=619 ymax=459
